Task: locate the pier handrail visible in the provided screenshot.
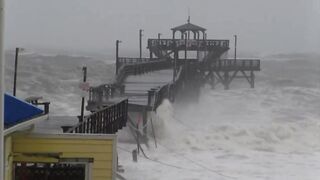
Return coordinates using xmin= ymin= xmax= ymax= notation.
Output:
xmin=118 ymin=57 xmax=160 ymax=65
xmin=115 ymin=58 xmax=172 ymax=84
xmin=148 ymin=39 xmax=230 ymax=49
xmin=211 ymin=59 xmax=260 ymax=70
xmin=150 ymin=65 xmax=185 ymax=109
xmin=67 ymin=99 xmax=128 ymax=134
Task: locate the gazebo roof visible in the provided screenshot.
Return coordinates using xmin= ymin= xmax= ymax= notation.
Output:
xmin=171 ymin=22 xmax=206 ymax=32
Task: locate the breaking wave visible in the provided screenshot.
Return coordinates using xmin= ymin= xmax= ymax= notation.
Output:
xmin=154 ymin=55 xmax=320 ymax=154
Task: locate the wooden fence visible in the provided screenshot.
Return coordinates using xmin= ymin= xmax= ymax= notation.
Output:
xmin=68 ymin=99 xmax=128 ymax=134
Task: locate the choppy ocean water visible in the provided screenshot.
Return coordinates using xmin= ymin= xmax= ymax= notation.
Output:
xmin=5 ymin=51 xmax=320 ymax=179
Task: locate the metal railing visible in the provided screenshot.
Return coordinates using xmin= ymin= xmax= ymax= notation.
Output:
xmin=148 ymin=39 xmax=230 ymax=50
xmin=68 ymin=99 xmax=128 ymax=134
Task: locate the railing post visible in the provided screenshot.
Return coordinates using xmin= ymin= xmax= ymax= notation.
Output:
xmin=148 ymin=89 xmax=156 ymax=107
xmin=44 ymin=102 xmax=50 ymax=114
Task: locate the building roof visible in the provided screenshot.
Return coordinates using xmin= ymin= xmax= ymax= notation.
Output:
xmin=171 ymin=22 xmax=206 ymax=32
xmin=4 ymin=93 xmax=44 ymax=128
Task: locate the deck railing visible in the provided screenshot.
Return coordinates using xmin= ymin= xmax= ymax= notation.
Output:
xmin=118 ymin=57 xmax=160 ymax=66
xmin=148 ymin=66 xmax=186 ymax=109
xmin=116 ymin=59 xmax=172 ymax=84
xmin=68 ymin=99 xmax=128 ymax=134
xmin=148 ymin=39 xmax=230 ymax=50
xmin=211 ymin=59 xmax=260 ymax=71
xmin=87 ymin=84 xmax=125 ymax=110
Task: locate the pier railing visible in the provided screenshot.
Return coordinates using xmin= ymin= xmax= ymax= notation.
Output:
xmin=87 ymin=58 xmax=174 ymax=111
xmin=148 ymin=39 xmax=230 ymax=50
xmin=87 ymin=84 xmax=125 ymax=110
xmin=211 ymin=59 xmax=260 ymax=71
xmin=68 ymin=99 xmax=128 ymax=134
xmin=118 ymin=57 xmax=160 ymax=66
xmin=116 ymin=58 xmax=172 ymax=84
xmin=148 ymin=65 xmax=186 ymax=109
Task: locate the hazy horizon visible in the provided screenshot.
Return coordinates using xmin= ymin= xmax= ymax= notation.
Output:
xmin=4 ymin=0 xmax=320 ymax=55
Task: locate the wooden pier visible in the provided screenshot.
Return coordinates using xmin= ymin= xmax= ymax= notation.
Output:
xmin=86 ymin=21 xmax=261 ymax=139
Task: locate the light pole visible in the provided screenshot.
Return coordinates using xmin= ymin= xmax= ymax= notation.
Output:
xmin=79 ymin=66 xmax=87 ymax=123
xmin=234 ymin=35 xmax=237 ymax=61
xmin=158 ymin=33 xmax=161 ymax=40
xmin=13 ymin=47 xmax=23 ymax=96
xmin=139 ymin=29 xmax=143 ymax=61
xmin=0 ymin=0 xmax=5 ymax=179
xmin=116 ymin=40 xmax=122 ymax=75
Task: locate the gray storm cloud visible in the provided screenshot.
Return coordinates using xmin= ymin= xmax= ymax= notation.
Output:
xmin=4 ymin=0 xmax=320 ymax=54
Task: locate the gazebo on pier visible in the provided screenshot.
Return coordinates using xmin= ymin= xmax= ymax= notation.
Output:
xmin=171 ymin=19 xmax=206 ymax=40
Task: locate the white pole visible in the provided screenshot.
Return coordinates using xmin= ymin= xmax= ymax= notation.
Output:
xmin=0 ymin=0 xmax=5 ymax=179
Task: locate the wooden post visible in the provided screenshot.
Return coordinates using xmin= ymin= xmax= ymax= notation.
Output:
xmin=184 ymin=33 xmax=188 ymax=78
xmin=139 ymin=29 xmax=143 ymax=61
xmin=136 ymin=121 xmax=140 ymax=154
xmin=234 ymin=35 xmax=237 ymax=62
xmin=173 ymin=50 xmax=177 ymax=82
xmin=116 ymin=40 xmax=121 ymax=75
xmin=80 ymin=66 xmax=87 ymax=122
xmin=147 ymin=89 xmax=155 ymax=107
xmin=142 ymin=108 xmax=148 ymax=140
xmin=211 ymin=72 xmax=216 ymax=89
xmin=224 ymin=71 xmax=230 ymax=90
xmin=13 ymin=47 xmax=19 ymax=96
xmin=184 ymin=33 xmax=187 ymax=62
xmin=250 ymin=71 xmax=255 ymax=88
xmin=149 ymin=50 xmax=153 ymax=60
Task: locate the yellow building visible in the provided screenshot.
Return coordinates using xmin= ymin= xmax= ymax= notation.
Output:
xmin=5 ymin=133 xmax=117 ymax=180
xmin=3 ymin=95 xmax=127 ymax=180
xmin=4 ymin=116 xmax=118 ymax=180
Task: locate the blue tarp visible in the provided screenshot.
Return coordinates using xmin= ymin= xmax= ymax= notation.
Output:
xmin=4 ymin=93 xmax=43 ymax=127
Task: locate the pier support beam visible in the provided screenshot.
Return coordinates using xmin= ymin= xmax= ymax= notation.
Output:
xmin=143 ymin=110 xmax=148 ymax=136
xmin=241 ymin=70 xmax=255 ymax=89
xmin=173 ymin=50 xmax=178 ymax=82
xmin=210 ymin=72 xmax=216 ymax=89
xmin=250 ymin=71 xmax=255 ymax=88
xmin=149 ymin=49 xmax=153 ymax=60
xmin=213 ymin=70 xmax=239 ymax=90
xmin=223 ymin=71 xmax=230 ymax=90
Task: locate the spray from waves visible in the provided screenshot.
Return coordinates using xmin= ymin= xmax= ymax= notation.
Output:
xmin=152 ymin=57 xmax=320 ymax=154
xmin=153 ymin=86 xmax=320 ymax=154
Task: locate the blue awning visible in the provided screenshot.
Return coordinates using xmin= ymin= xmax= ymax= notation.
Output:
xmin=4 ymin=93 xmax=44 ymax=127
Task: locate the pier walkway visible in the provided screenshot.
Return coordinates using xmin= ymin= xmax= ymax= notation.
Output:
xmin=81 ymin=21 xmax=261 ymax=138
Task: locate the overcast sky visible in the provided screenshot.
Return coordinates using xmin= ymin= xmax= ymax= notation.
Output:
xmin=4 ymin=0 xmax=320 ymax=55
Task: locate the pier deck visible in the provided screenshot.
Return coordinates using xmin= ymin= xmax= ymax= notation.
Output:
xmin=86 ymin=21 xmax=261 ymax=138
